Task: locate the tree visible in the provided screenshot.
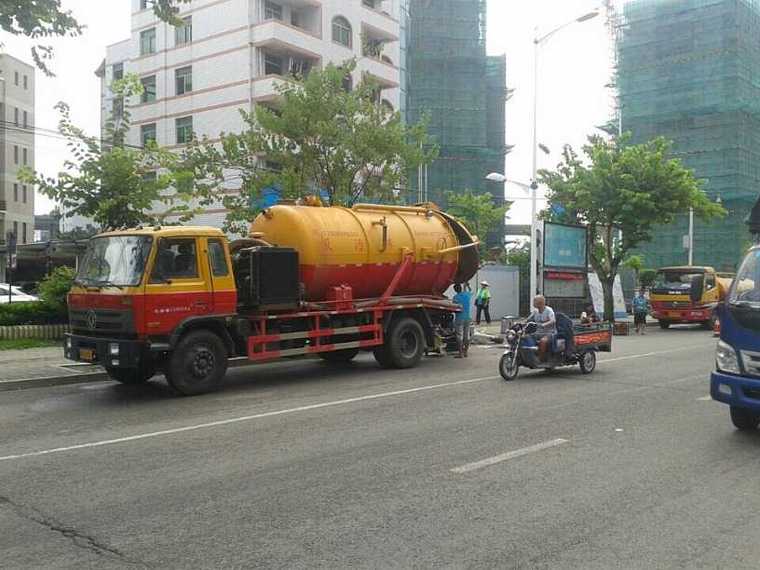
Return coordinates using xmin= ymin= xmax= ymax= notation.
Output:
xmin=540 ymin=134 xmax=724 ymax=321
xmin=640 ymin=268 xmax=657 ymax=289
xmin=38 ymin=265 xmax=75 ymax=308
xmin=171 ymin=61 xmax=435 ymax=234
xmin=0 ymin=0 xmax=189 ymax=75
xmin=20 ymin=74 xmax=194 ymax=231
xmin=445 ymin=190 xmax=509 ymax=258
xmin=622 ymin=254 xmax=644 ymax=288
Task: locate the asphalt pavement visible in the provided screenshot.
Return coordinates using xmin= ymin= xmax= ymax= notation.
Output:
xmin=1 ymin=325 xmax=756 ymax=569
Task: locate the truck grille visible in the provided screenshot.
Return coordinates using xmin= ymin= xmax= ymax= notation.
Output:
xmin=69 ymin=308 xmax=134 ymax=337
xmin=657 ymin=301 xmax=691 ymax=309
xmin=740 ymin=349 xmax=760 ymax=378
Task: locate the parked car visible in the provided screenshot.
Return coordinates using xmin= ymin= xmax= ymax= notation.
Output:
xmin=0 ymin=284 xmax=39 ymax=303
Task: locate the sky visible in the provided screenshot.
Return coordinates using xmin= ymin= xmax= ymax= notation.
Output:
xmin=1 ymin=0 xmax=615 ymax=220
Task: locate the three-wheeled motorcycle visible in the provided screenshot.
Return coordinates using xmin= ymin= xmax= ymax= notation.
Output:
xmin=499 ymin=318 xmax=613 ymax=381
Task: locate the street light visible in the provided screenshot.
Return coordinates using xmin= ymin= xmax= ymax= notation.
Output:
xmin=527 ymin=10 xmax=599 ymax=297
xmin=688 ymin=194 xmax=722 ymax=265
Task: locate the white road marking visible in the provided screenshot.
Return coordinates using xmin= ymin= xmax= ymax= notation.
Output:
xmin=697 ymin=395 xmax=713 ymax=401
xmin=0 ymin=344 xmax=709 ymax=464
xmin=451 ymin=439 xmax=569 ymax=474
xmin=0 ymin=375 xmax=499 ymax=463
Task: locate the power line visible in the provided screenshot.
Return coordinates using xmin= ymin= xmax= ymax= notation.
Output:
xmin=0 ymin=120 xmax=147 ymax=151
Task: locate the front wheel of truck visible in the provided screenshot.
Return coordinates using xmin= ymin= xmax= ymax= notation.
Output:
xmin=730 ymin=406 xmax=760 ymax=431
xmin=166 ymin=330 xmax=228 ymax=396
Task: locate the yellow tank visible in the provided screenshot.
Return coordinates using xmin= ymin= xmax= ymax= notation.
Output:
xmin=250 ymin=203 xmax=479 ymax=301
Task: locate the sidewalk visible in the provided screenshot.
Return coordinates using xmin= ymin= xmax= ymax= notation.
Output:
xmin=0 ymin=345 xmax=104 ymax=388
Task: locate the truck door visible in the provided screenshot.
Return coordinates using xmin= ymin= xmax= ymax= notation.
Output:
xmin=205 ymin=237 xmax=237 ymax=314
xmin=144 ymin=237 xmax=213 ymax=335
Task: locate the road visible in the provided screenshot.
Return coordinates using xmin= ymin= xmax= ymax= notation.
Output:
xmin=1 ymin=326 xmax=757 ymax=569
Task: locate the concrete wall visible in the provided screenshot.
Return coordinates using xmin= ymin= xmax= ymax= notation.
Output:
xmin=448 ymin=265 xmax=521 ymax=322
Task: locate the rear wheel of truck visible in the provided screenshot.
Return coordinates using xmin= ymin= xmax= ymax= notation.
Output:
xmin=106 ymin=365 xmax=155 ymax=385
xmin=319 ymin=348 xmax=359 ymax=364
xmin=384 ymin=317 xmax=425 ymax=369
xmin=702 ymin=312 xmax=717 ymax=331
xmin=659 ymin=321 xmax=671 ymax=329
xmin=730 ymin=406 xmax=760 ymax=431
xmin=165 ymin=330 xmax=228 ymax=396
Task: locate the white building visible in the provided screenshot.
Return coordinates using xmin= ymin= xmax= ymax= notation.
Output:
xmin=98 ymin=0 xmax=402 ymax=229
xmin=0 ymin=54 xmax=35 ymax=247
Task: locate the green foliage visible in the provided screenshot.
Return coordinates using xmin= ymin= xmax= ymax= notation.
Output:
xmin=622 ymin=255 xmax=644 ymax=273
xmin=0 ymin=339 xmax=60 ymax=351
xmin=20 ymin=74 xmax=195 ymax=231
xmin=445 ymin=190 xmax=509 ymax=255
xmin=0 ymin=0 xmax=83 ymax=76
xmin=38 ymin=266 xmax=75 ymax=308
xmin=505 ymin=242 xmax=530 ymax=269
xmin=540 ymin=134 xmax=725 ymax=320
xmin=640 ymin=268 xmax=657 ymax=288
xmin=0 ymin=1 xmax=190 ymax=75
xmin=170 ymin=61 xmax=436 ymax=234
xmin=0 ymin=302 xmax=66 ymax=326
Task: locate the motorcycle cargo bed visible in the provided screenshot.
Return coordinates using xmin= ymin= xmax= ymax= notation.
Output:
xmin=572 ymin=323 xmax=613 ymax=353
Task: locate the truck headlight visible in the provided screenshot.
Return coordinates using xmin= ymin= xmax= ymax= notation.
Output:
xmin=716 ymin=340 xmax=741 ymax=374
xmin=109 ymin=343 xmax=120 ymax=356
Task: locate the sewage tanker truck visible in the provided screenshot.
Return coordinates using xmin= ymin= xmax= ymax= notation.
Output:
xmin=63 ymin=203 xmax=480 ymax=395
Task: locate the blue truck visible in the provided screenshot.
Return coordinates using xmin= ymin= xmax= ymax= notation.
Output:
xmin=710 ymin=245 xmax=760 ymax=429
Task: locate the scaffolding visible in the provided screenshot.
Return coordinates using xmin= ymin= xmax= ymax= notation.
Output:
xmin=406 ymin=0 xmax=507 ymax=207
xmin=619 ymin=0 xmax=760 ymax=270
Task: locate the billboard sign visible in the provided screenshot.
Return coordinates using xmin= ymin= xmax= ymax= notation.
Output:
xmin=543 ymin=222 xmax=588 ymax=271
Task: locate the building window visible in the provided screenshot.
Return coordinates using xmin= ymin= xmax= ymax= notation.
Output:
xmin=23 ymin=75 xmax=28 ymax=90
xmin=140 ymin=0 xmax=148 ymax=9
xmin=22 ymin=223 xmax=27 ymax=244
xmin=140 ymin=28 xmax=157 ymax=56
xmin=289 ymin=57 xmax=311 ymax=78
xmin=340 ymin=68 xmax=353 ymax=92
xmin=13 ymin=222 xmax=18 ymax=240
xmin=13 ymin=145 xmax=18 ymax=164
xmin=112 ymin=97 xmax=124 ymax=119
xmin=264 ymin=1 xmax=283 ymax=20
xmin=14 ymin=71 xmax=18 ymax=86
xmin=264 ymin=53 xmax=283 ymax=76
xmin=23 ymin=111 xmax=27 ymax=129
xmin=175 ymin=66 xmax=192 ymax=95
xmin=13 ymin=184 xmax=18 ymax=202
xmin=141 ymin=123 xmax=157 ymax=147
xmin=22 ymin=148 xmax=27 ymax=166
xmin=176 ymin=116 xmax=193 ymax=144
xmin=14 ymin=107 xmax=18 ymax=126
xmin=175 ymin=16 xmax=192 ymax=46
xmin=22 ymin=185 xmax=27 ymax=204
xmin=141 ymin=75 xmax=157 ymax=103
xmin=113 ymin=62 xmax=124 ymax=81
xmin=332 ymin=16 xmax=352 ymax=48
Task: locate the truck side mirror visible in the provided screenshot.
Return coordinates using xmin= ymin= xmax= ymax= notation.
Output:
xmin=690 ymin=275 xmax=704 ymax=304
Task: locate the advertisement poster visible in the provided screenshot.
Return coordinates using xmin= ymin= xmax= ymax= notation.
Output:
xmin=588 ymin=272 xmax=627 ymax=319
xmin=544 ymin=223 xmax=587 ymax=270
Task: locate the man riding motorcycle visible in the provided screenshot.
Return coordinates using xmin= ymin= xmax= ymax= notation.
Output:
xmin=526 ymin=295 xmax=557 ymax=358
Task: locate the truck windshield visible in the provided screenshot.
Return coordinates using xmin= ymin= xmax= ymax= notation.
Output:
xmin=76 ymin=236 xmax=153 ymax=287
xmin=653 ymin=271 xmax=703 ymax=291
xmin=730 ymin=249 xmax=760 ymax=306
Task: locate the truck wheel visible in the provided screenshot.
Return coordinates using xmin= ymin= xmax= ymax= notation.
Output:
xmin=319 ymin=349 xmax=359 ymax=364
xmin=659 ymin=321 xmax=671 ymax=330
xmin=730 ymin=406 xmax=760 ymax=431
xmin=385 ymin=317 xmax=426 ymax=369
xmin=499 ymin=353 xmax=519 ymax=381
xmin=106 ymin=365 xmax=154 ymax=385
xmin=165 ymin=330 xmax=228 ymax=396
xmin=579 ymin=351 xmax=597 ymax=374
xmin=702 ymin=313 xmax=717 ymax=331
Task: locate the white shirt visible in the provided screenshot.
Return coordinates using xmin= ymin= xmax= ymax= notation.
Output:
xmin=530 ymin=306 xmax=556 ymax=333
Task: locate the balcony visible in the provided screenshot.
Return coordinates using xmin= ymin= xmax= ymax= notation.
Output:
xmin=253 ymin=19 xmax=324 ymax=61
xmin=359 ymin=56 xmax=399 ymax=90
xmin=258 ymin=0 xmax=322 ymax=36
xmin=360 ymin=2 xmax=399 ymax=39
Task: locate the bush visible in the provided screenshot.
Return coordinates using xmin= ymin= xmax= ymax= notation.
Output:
xmin=640 ymin=269 xmax=657 ymax=288
xmin=0 ymin=302 xmax=67 ymax=326
xmin=38 ymin=266 xmax=76 ymax=309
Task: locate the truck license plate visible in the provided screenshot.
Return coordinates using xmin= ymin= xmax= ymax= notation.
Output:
xmin=79 ymin=348 xmax=96 ymax=362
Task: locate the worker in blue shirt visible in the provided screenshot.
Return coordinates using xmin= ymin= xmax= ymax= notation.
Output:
xmin=453 ymin=283 xmax=472 ymax=358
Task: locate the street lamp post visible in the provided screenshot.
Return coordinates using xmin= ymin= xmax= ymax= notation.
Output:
xmin=528 ymin=10 xmax=600 ymax=298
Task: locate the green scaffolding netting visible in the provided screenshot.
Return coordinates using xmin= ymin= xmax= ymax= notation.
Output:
xmin=406 ymin=0 xmax=507 ymax=204
xmin=620 ymin=0 xmax=760 ymax=270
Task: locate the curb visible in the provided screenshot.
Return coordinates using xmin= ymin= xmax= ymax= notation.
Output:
xmin=0 ymin=370 xmax=109 ymax=392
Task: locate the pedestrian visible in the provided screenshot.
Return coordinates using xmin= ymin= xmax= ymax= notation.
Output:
xmin=475 ymin=281 xmax=492 ymax=325
xmin=633 ymin=288 xmax=649 ymax=335
xmin=452 ymin=283 xmax=472 ymax=357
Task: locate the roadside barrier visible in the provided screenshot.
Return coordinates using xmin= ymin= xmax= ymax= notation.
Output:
xmin=0 ymin=324 xmax=68 ymax=340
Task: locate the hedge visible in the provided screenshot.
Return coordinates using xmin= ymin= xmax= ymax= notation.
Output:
xmin=0 ymin=302 xmax=68 ymax=326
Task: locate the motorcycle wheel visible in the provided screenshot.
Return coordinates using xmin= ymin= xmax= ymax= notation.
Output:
xmin=579 ymin=351 xmax=597 ymax=374
xmin=499 ymin=352 xmax=520 ymax=382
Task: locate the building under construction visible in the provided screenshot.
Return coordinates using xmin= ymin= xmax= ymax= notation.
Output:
xmin=405 ymin=0 xmax=507 ymax=207
xmin=619 ymin=0 xmax=760 ymax=270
